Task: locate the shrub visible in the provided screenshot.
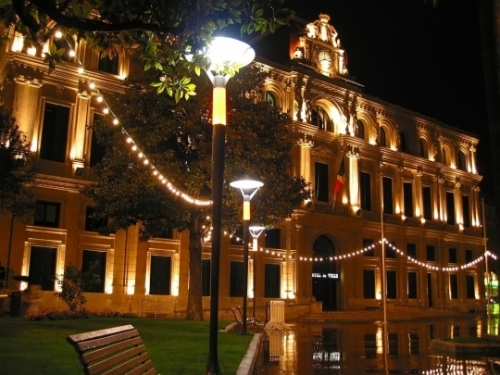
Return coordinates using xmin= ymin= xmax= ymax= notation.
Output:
xmin=56 ymin=263 xmax=100 ymax=311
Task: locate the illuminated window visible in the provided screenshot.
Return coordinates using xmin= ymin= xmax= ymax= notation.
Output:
xmin=446 ymin=191 xmax=455 ymax=225
xmin=82 ymin=250 xmax=106 ymax=293
xmin=408 ymin=272 xmax=417 ymax=299
xmin=40 ymin=103 xmax=70 ymax=162
xmin=379 ymin=127 xmax=386 ymax=147
xmin=382 ymin=177 xmax=393 ymax=214
xmin=363 ymin=269 xmax=375 ymax=299
xmin=311 ymin=106 xmax=331 ymax=130
xmin=406 ymin=244 xmax=417 ymax=259
xmin=356 ymin=120 xmax=365 ymax=140
xmin=230 ymin=261 xmax=244 ymax=297
xmin=399 ymin=132 xmax=407 ymax=152
xmin=149 ymin=256 xmax=171 ymax=295
xmin=264 ymin=263 xmax=280 ymax=298
xmin=98 ymin=52 xmax=119 ymax=75
xmin=450 ymin=274 xmax=458 ymax=299
xmin=360 ymin=172 xmax=372 ymax=211
xmin=442 ymin=147 xmax=450 ymax=166
xmin=449 ymin=248 xmax=457 ymax=263
xmin=363 ymin=239 xmax=375 ymax=257
xmin=84 ymin=206 xmax=108 ymax=232
xmin=403 ymin=182 xmax=413 ymax=217
xmin=265 ymin=91 xmax=276 ymax=107
xmin=418 ymin=139 xmax=427 ymax=158
xmin=29 ymin=247 xmax=56 ymax=291
xmin=386 ymin=241 xmax=396 ymax=259
xmin=457 ymin=150 xmax=467 ymax=171
xmin=34 ymin=200 xmax=60 ymax=228
xmin=466 ymin=249 xmax=473 ymax=263
xmin=265 ymin=229 xmax=281 ymax=249
xmin=466 ymin=275 xmax=475 ymax=299
xmin=426 ymin=245 xmax=435 ymax=261
xmin=386 ymin=271 xmax=397 ymax=299
xmin=462 ymin=195 xmax=471 ymax=228
xmin=315 ymin=162 xmax=329 ymax=202
xmin=422 ymin=186 xmax=432 ymax=220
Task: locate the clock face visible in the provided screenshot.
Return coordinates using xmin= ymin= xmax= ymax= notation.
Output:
xmin=318 ymin=51 xmax=332 ymax=69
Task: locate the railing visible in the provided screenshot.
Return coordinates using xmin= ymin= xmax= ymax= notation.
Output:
xmin=139 ymin=297 xmax=173 ymax=317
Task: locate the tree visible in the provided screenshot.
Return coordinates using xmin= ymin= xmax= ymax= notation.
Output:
xmin=84 ymin=65 xmax=310 ymax=320
xmin=56 ymin=263 xmax=101 ymax=311
xmin=0 ymin=112 xmax=36 ymax=288
xmin=1 ymin=0 xmax=289 ymax=101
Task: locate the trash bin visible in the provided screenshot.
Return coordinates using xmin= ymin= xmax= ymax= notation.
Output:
xmin=10 ymin=291 xmax=21 ymax=317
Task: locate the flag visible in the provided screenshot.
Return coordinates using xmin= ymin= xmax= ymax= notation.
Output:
xmin=333 ymin=156 xmax=345 ymax=197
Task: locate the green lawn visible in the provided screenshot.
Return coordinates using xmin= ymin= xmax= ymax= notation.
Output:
xmin=0 ymin=317 xmax=253 ymax=375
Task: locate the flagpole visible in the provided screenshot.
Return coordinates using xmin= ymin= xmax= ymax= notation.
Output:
xmin=379 ymin=173 xmax=387 ymax=325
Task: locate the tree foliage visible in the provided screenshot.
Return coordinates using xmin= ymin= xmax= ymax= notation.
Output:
xmin=0 ymin=111 xmax=36 ymax=219
xmin=83 ymin=65 xmax=309 ymax=319
xmin=56 ymin=263 xmax=101 ymax=312
xmin=1 ymin=0 xmax=289 ymax=100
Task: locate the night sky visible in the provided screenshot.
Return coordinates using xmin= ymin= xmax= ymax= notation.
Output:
xmin=284 ymin=0 xmax=492 ymax=198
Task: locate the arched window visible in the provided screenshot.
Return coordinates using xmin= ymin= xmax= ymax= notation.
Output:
xmin=265 ymin=91 xmax=276 ymax=107
xmin=399 ymin=132 xmax=407 ymax=153
xmin=357 ymin=120 xmax=365 ymax=140
xmin=457 ymin=150 xmax=467 ymax=171
xmin=311 ymin=106 xmax=331 ymax=130
xmin=442 ymin=147 xmax=449 ymax=166
xmin=419 ymin=139 xmax=426 ymax=158
xmin=379 ymin=127 xmax=386 ymax=147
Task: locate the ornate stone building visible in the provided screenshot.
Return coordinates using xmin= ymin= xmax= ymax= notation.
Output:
xmin=0 ymin=14 xmax=488 ymax=317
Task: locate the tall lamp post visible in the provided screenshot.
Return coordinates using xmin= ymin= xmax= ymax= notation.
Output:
xmin=230 ymin=179 xmax=263 ymax=335
xmin=205 ymin=38 xmax=255 ymax=375
xmin=249 ymin=226 xmax=265 ymax=320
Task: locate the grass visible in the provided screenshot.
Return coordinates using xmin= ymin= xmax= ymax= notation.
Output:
xmin=0 ymin=317 xmax=253 ymax=375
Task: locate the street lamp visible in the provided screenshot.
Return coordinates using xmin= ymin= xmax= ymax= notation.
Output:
xmin=249 ymin=225 xmax=265 ymax=320
xmin=230 ymin=179 xmax=263 ymax=335
xmin=205 ymin=37 xmax=255 ymax=375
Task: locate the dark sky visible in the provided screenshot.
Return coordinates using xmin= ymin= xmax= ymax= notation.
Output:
xmin=285 ymin=0 xmax=492 ymax=197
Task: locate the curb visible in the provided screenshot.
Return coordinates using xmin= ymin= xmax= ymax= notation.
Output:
xmin=236 ymin=333 xmax=262 ymax=375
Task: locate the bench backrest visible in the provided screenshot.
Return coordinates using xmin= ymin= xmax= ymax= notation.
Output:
xmin=230 ymin=307 xmax=244 ymax=324
xmin=67 ymin=324 xmax=157 ymax=375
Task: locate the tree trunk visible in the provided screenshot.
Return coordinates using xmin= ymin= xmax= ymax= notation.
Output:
xmin=478 ymin=0 xmax=500 ymax=253
xmin=184 ymin=212 xmax=204 ymax=320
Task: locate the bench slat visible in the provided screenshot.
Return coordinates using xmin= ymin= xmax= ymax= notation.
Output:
xmin=81 ymin=337 xmax=143 ymax=364
xmin=68 ymin=325 xmax=135 ymax=345
xmin=123 ymin=361 xmax=158 ymax=375
xmin=75 ymin=330 xmax=140 ymax=353
xmin=98 ymin=352 xmax=152 ymax=375
xmin=87 ymin=346 xmax=149 ymax=375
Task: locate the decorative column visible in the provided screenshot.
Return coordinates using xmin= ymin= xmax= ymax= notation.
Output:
xmin=454 ymin=179 xmax=463 ymax=229
xmin=347 ymin=146 xmax=360 ymax=213
xmin=469 ymin=145 xmax=477 ymax=174
xmin=395 ymin=164 xmax=404 ymax=215
xmin=472 ymin=186 xmax=481 ymax=227
xmin=434 ymin=175 xmax=445 ymax=222
xmin=71 ymin=86 xmax=91 ymax=175
xmin=12 ymin=75 xmax=43 ymax=147
xmin=415 ymin=167 xmax=423 ymax=219
xmin=298 ymin=137 xmax=314 ymax=184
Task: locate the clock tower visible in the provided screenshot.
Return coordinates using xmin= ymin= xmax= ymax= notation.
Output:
xmin=292 ymin=14 xmax=349 ymax=78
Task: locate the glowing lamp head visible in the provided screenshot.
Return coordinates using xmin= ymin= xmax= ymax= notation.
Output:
xmin=205 ymin=37 xmax=255 ymax=73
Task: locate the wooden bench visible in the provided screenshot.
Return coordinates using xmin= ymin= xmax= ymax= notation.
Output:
xmin=67 ymin=324 xmax=157 ymax=375
xmin=230 ymin=306 xmax=256 ymax=325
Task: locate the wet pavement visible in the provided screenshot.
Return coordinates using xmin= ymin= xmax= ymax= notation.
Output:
xmin=254 ymin=314 xmax=500 ymax=374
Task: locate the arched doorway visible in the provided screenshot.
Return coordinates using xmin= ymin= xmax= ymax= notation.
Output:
xmin=312 ymin=235 xmax=338 ymax=311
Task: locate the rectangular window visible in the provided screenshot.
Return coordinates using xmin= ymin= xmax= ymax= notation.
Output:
xmin=446 ymin=191 xmax=456 ymax=225
xmin=386 ymin=241 xmax=396 ymax=259
xmin=264 ymin=263 xmax=280 ymax=298
xmin=29 ymin=246 xmax=56 ymax=291
xmin=98 ymin=52 xmax=119 ymax=75
xmin=386 ymin=270 xmax=397 ymax=299
xmin=265 ymin=229 xmax=281 ymax=249
xmin=202 ymin=259 xmax=211 ymax=296
xmin=230 ymin=261 xmax=244 ymax=297
xmin=406 ymin=243 xmax=417 ymax=259
xmin=466 ymin=275 xmax=475 ymax=299
xmin=382 ymin=177 xmax=393 ymax=214
xmin=449 ymin=248 xmax=457 ymax=263
xmin=450 ymin=274 xmax=458 ymax=299
xmin=466 ymin=250 xmax=473 ymax=263
xmin=315 ymin=162 xmax=329 ymax=202
xmin=85 ymin=206 xmax=107 ymax=232
xmin=462 ymin=195 xmax=471 ymax=228
xmin=82 ymin=250 xmax=106 ymax=293
xmin=363 ymin=238 xmax=375 ymax=256
xmin=89 ymin=113 xmax=106 ymax=167
xmin=34 ymin=200 xmax=60 ymax=228
xmin=426 ymin=245 xmax=435 ymax=261
xmin=149 ymin=256 xmax=171 ymax=295
xmin=40 ymin=103 xmax=69 ymax=162
xmin=408 ymin=272 xmax=418 ymax=299
xmin=403 ymin=182 xmax=414 ymax=217
xmin=360 ymin=172 xmax=372 ymax=211
xmin=422 ymin=186 xmax=432 ymax=221
xmin=363 ymin=269 xmax=375 ymax=299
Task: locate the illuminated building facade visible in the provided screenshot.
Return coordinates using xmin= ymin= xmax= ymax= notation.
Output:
xmin=0 ymin=14 xmax=489 ymax=317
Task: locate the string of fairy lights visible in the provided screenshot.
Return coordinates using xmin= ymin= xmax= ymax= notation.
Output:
xmin=38 ymin=32 xmax=496 ymax=272
xmin=54 ymin=32 xmax=212 ymax=207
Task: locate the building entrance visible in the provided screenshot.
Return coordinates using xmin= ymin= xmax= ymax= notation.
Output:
xmin=312 ymin=235 xmax=338 ymax=311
